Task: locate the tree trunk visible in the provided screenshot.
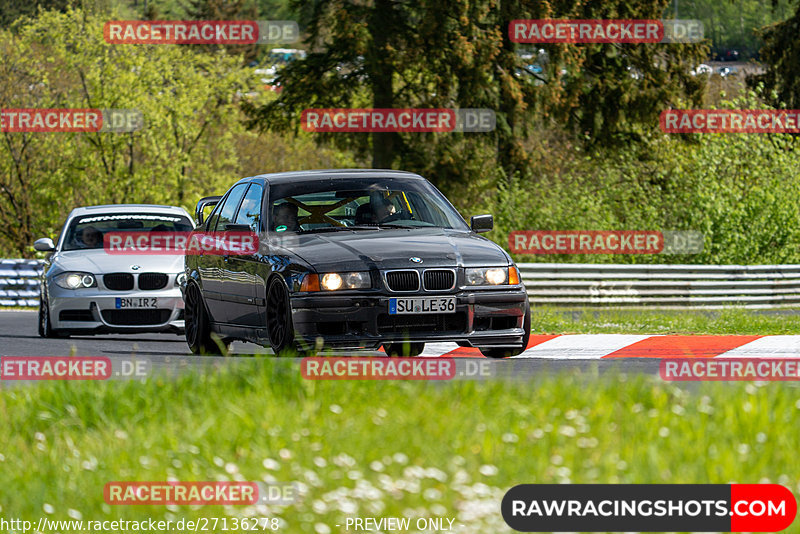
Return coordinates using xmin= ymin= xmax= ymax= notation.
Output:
xmin=370 ymin=0 xmax=395 ymax=169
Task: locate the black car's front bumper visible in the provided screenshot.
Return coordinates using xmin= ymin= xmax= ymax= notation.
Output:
xmin=290 ymin=287 xmax=528 ymax=350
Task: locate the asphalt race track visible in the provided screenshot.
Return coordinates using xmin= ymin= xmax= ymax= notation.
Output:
xmin=3 ymin=308 xmax=800 ymax=383
xmin=0 ymin=309 xmax=660 ymax=381
xmin=5 ymin=309 xmax=800 ymax=359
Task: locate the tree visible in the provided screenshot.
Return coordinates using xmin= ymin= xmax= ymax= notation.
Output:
xmin=0 ymin=8 xmax=252 ymax=255
xmin=244 ymin=0 xmax=707 ymax=193
xmin=0 ymin=0 xmax=70 ymax=28
xmin=184 ymin=0 xmax=260 ymax=63
xmin=748 ymin=0 xmax=800 ymax=108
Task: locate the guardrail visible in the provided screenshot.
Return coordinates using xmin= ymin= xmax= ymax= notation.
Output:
xmin=519 ymin=263 xmax=800 ymax=309
xmin=3 ymin=260 xmax=800 ymax=310
xmin=0 ymin=259 xmax=43 ymax=307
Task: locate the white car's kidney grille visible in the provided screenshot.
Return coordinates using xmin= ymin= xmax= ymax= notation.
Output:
xmin=103 ymin=273 xmax=134 ymax=291
xmin=138 ymin=273 xmax=168 ymax=290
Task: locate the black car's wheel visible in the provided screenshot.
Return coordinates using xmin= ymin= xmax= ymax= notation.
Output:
xmin=184 ymin=283 xmax=223 ymax=355
xmin=266 ymin=276 xmax=297 ymax=356
xmin=480 ymin=302 xmax=531 ymax=359
xmin=384 ymin=342 xmax=425 ymax=357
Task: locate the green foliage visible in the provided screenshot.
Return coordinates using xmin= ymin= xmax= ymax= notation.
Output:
xmin=0 ymin=0 xmax=71 ymax=27
xmin=748 ymin=1 xmax=800 ymax=108
xmin=481 ymin=90 xmax=800 ymax=265
xmin=245 ymin=0 xmax=707 ymax=194
xmin=0 ymin=7 xmax=347 ymax=257
xmin=679 ymin=0 xmax=794 ymax=59
xmin=0 ymin=8 xmax=255 ymax=255
xmin=532 ymin=307 xmax=800 ymax=334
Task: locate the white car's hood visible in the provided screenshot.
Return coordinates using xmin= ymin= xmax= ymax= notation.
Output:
xmin=52 ymin=249 xmax=184 ymax=274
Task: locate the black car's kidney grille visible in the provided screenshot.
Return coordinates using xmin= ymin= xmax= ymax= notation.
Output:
xmin=138 ymin=273 xmax=168 ymax=290
xmin=103 ymin=273 xmax=134 ymax=291
xmin=386 ymin=270 xmax=420 ymax=292
xmin=377 ymin=312 xmax=466 ymax=334
xmin=101 ymin=309 xmax=171 ymax=326
xmin=423 ymin=270 xmax=455 ymax=291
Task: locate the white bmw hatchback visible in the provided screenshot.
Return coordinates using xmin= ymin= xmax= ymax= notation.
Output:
xmin=34 ymin=204 xmax=193 ymax=337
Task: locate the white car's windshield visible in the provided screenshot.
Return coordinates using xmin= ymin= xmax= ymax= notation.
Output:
xmin=62 ymin=213 xmax=193 ymax=251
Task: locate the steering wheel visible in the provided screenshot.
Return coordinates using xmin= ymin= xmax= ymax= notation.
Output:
xmin=380 ymin=212 xmax=405 ymax=223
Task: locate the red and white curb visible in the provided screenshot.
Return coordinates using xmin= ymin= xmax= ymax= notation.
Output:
xmin=383 ymin=335 xmax=800 ymax=359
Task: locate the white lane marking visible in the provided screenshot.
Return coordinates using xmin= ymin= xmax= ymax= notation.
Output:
xmin=225 ymin=335 xmax=800 ymax=359
xmin=511 ymin=334 xmax=656 ymax=359
xmin=419 ymin=342 xmax=461 ymax=357
xmin=717 ymin=336 xmax=800 ymax=358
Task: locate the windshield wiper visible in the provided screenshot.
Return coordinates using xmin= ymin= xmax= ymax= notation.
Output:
xmin=377 ymin=222 xmax=435 ymax=229
xmin=300 ymin=225 xmax=380 ymax=233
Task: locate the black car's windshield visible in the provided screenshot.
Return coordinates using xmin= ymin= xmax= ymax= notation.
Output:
xmin=268 ymin=177 xmax=469 ymax=234
xmin=62 ymin=213 xmax=194 ymax=251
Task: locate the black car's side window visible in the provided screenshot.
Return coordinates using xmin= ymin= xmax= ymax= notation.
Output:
xmin=233 ymin=183 xmax=264 ymax=232
xmin=205 ymin=198 xmax=226 ymax=232
xmin=212 ymin=184 xmax=248 ymax=232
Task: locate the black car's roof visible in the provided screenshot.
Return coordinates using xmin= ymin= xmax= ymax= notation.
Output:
xmin=237 ymin=169 xmax=426 ymax=186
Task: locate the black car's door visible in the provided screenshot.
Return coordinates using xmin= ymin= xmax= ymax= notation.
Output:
xmin=222 ymin=182 xmax=265 ymax=327
xmin=202 ymin=183 xmax=248 ymax=323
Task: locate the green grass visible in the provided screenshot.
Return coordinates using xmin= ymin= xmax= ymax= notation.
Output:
xmin=1 ymin=362 xmax=799 ymax=532
xmin=531 ymin=307 xmax=800 ymax=335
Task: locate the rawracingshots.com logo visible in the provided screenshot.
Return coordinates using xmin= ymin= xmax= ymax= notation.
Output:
xmin=501 ymin=484 xmax=796 ymax=532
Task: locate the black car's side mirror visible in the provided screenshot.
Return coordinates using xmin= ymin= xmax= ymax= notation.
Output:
xmin=195 ymin=195 xmax=222 ymax=226
xmin=470 ymin=214 xmax=493 ymax=233
xmin=33 ymin=237 xmax=55 ymax=251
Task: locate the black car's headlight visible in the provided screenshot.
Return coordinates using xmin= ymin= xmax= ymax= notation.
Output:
xmin=301 ymin=272 xmax=371 ymax=291
xmin=465 ymin=266 xmax=520 ymax=286
xmin=53 ymin=272 xmax=97 ymax=289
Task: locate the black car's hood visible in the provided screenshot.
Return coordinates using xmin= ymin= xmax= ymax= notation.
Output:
xmin=278 ymin=228 xmax=510 ymax=272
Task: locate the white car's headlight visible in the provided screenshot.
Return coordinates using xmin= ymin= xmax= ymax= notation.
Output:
xmin=175 ymin=273 xmax=187 ymax=288
xmin=465 ymin=266 xmax=520 ymax=286
xmin=54 ymin=272 xmax=97 ymax=289
xmin=319 ymin=272 xmax=371 ymax=291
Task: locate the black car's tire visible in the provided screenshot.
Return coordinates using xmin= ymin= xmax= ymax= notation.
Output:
xmin=480 ymin=302 xmax=531 ymax=359
xmin=384 ymin=342 xmax=425 ymax=357
xmin=184 ymin=283 xmax=224 ymax=355
xmin=266 ymin=276 xmax=297 ymax=356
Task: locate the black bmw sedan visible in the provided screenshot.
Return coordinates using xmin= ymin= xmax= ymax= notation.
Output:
xmin=184 ymin=169 xmax=530 ymax=357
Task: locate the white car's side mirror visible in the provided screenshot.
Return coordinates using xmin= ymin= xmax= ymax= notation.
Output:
xmin=33 ymin=237 xmax=56 ymax=252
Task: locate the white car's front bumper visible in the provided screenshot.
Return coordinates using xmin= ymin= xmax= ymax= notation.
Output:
xmin=47 ymin=282 xmax=184 ymax=334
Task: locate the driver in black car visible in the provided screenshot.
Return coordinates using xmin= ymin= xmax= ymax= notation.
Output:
xmin=374 ymin=197 xmax=396 ymax=223
xmin=354 ymin=196 xmax=397 ymax=225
